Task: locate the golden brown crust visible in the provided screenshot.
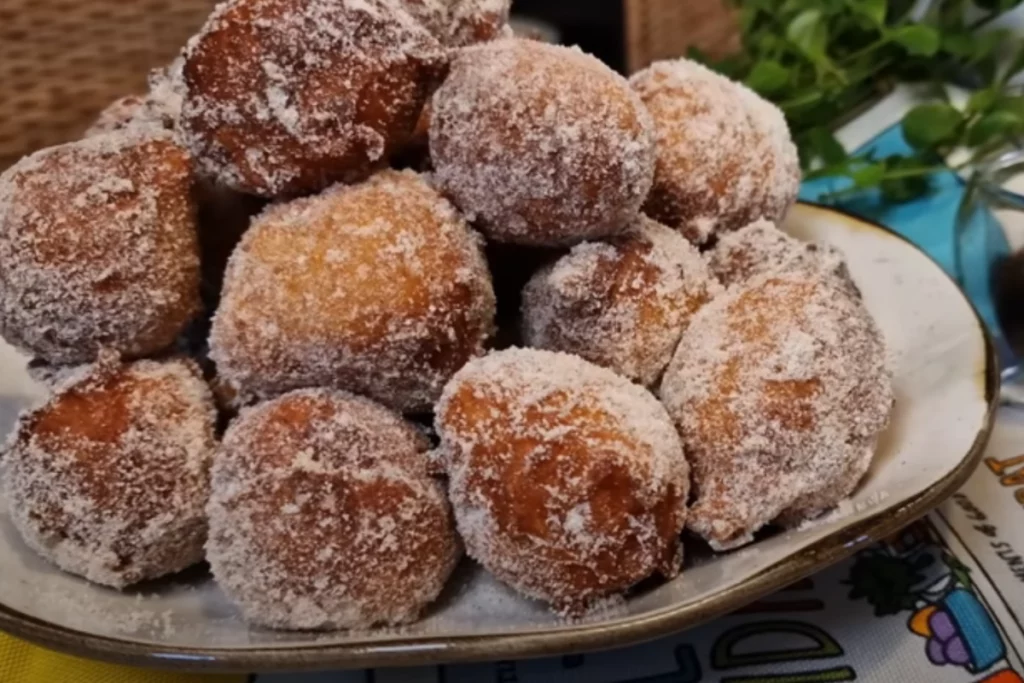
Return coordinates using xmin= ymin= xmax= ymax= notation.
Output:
xmin=659 ymin=272 xmax=893 ymax=550
xmin=207 ymin=389 xmax=459 ymax=630
xmin=209 ymin=169 xmax=495 ymax=412
xmin=630 ymin=59 xmax=800 ymax=245
xmin=179 ymin=0 xmax=448 ymax=197
xmin=6 ymin=354 xmax=217 ymax=587
xmin=522 ymin=216 xmax=722 ymax=385
xmin=431 ymin=39 xmax=655 ymax=246
xmin=436 ymin=348 xmax=688 ymax=615
xmin=0 ymin=131 xmax=201 ymax=364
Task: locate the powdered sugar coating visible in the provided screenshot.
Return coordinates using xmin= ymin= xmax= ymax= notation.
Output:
xmin=85 ymin=59 xmax=186 ymax=138
xmin=431 ymin=38 xmax=656 ymax=246
xmin=4 ymin=353 xmax=217 ymax=588
xmin=403 ymin=0 xmax=510 ymax=46
xmin=400 ymin=0 xmax=449 ymax=40
xmin=522 ymin=215 xmax=722 ymax=386
xmin=448 ymin=0 xmax=510 ymax=45
xmin=0 ymin=130 xmax=201 ymax=364
xmin=209 ymin=169 xmax=496 ymax=413
xmin=630 ymin=58 xmax=800 ymax=245
xmin=659 ymin=271 xmax=893 ymax=551
xmin=148 ymin=58 xmax=187 ymax=124
xmin=737 ymin=86 xmax=802 ymax=224
xmin=179 ymin=0 xmax=448 ymax=197
xmin=435 ymin=348 xmax=689 ymax=615
xmin=403 ymin=0 xmax=507 ymax=46
xmin=207 ymin=388 xmax=459 ymax=630
xmin=86 ymin=96 xmax=166 ymax=138
xmin=707 ymin=219 xmax=855 ymax=292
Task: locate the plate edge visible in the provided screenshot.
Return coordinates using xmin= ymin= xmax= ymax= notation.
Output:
xmin=0 ymin=202 xmax=1002 ymax=673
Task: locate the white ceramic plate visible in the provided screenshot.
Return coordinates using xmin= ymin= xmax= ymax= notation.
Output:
xmin=0 ymin=203 xmax=997 ymax=672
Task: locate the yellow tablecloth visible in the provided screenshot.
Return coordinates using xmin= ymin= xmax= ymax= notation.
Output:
xmin=0 ymin=632 xmax=245 ymax=683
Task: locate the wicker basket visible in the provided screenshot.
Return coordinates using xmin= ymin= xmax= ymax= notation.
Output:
xmin=0 ymin=0 xmax=216 ymax=170
xmin=624 ymin=0 xmax=739 ymax=74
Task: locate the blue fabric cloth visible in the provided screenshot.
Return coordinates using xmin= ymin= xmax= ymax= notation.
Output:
xmin=799 ymin=124 xmax=1012 ymax=365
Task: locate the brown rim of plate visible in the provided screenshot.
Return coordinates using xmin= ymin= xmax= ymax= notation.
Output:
xmin=0 ymin=202 xmax=1001 ymax=673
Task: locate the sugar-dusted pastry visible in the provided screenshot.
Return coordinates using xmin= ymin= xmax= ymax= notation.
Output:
xmin=431 ymin=38 xmax=655 ymax=246
xmin=435 ymin=348 xmax=689 ymax=615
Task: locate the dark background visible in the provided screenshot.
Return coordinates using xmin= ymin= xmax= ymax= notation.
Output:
xmin=513 ymin=1 xmax=626 ymax=72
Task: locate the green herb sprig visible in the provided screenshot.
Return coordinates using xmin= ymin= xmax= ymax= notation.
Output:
xmin=699 ymin=0 xmax=1024 ymax=202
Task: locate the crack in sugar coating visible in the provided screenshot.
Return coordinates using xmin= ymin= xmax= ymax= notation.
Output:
xmin=707 ymin=219 xmax=858 ymax=297
xmin=0 ymin=130 xmax=201 ymax=365
xmin=206 ymin=388 xmax=459 ymax=630
xmin=522 ymin=215 xmax=723 ymax=386
xmin=4 ymin=353 xmax=217 ymax=588
xmin=435 ymin=348 xmax=689 ymax=615
xmin=430 ymin=38 xmax=655 ymax=247
xmin=630 ymin=58 xmax=800 ymax=245
xmin=402 ymin=0 xmax=511 ymax=47
xmin=179 ymin=0 xmax=448 ymax=197
xmin=659 ymin=271 xmax=894 ymax=551
xmin=209 ymin=169 xmax=496 ymax=413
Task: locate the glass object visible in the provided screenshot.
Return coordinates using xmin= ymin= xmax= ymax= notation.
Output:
xmin=956 ymin=150 xmax=1024 ymax=403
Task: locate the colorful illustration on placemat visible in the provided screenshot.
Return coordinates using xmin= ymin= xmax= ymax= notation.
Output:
xmin=845 ymin=521 xmax=1023 ymax=681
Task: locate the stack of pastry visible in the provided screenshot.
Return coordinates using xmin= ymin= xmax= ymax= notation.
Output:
xmin=0 ymin=0 xmax=893 ymax=628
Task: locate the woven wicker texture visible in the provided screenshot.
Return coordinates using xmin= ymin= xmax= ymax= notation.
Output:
xmin=624 ymin=0 xmax=739 ymax=74
xmin=0 ymin=0 xmax=216 ymax=170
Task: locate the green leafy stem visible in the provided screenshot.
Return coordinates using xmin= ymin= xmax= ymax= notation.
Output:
xmin=699 ymin=0 xmax=1024 ymax=203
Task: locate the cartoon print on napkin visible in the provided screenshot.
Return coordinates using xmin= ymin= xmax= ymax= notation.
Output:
xmin=846 ymin=521 xmax=1023 ymax=680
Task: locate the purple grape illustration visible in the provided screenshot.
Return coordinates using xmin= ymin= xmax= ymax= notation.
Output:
xmin=929 ymin=609 xmax=956 ymax=640
xmin=944 ymin=636 xmax=971 ymax=666
xmin=924 ymin=608 xmax=969 ymax=666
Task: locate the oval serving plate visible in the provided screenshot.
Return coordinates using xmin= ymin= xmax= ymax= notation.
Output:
xmin=0 ymin=202 xmax=998 ymax=672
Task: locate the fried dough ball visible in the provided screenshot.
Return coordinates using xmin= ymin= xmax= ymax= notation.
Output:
xmin=207 ymin=388 xmax=459 ymax=630
xmin=630 ymin=58 xmax=800 ymax=245
xmin=5 ymin=353 xmax=216 ymax=587
xmin=707 ymin=219 xmax=856 ymax=294
xmin=404 ymin=0 xmax=511 ymax=46
xmin=398 ymin=0 xmax=509 ymax=166
xmin=209 ymin=169 xmax=495 ymax=412
xmin=659 ymin=271 xmax=893 ymax=551
xmin=0 ymin=130 xmax=201 ymax=365
xmin=435 ymin=348 xmax=689 ymax=615
xmin=522 ymin=215 xmax=721 ymax=386
xmin=431 ymin=38 xmax=655 ymax=246
xmin=179 ymin=0 xmax=447 ymax=198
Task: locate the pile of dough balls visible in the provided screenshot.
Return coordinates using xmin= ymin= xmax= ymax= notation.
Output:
xmin=0 ymin=0 xmax=893 ymax=629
